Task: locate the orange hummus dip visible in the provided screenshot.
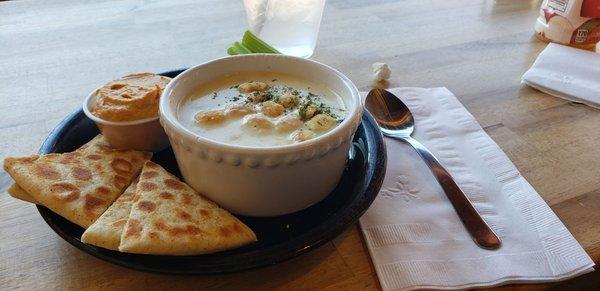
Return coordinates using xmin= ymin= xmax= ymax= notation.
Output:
xmin=91 ymin=73 xmax=171 ymax=122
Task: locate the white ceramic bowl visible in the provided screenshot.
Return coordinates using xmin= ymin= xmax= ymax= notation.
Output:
xmin=159 ymin=54 xmax=363 ymax=217
xmin=83 ymin=89 xmax=170 ymax=152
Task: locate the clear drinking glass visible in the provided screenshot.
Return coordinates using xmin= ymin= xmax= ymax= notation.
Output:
xmin=243 ymin=0 xmax=326 ymax=58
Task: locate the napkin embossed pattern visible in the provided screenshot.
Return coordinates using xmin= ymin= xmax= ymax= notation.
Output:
xmin=359 ymin=88 xmax=594 ymax=290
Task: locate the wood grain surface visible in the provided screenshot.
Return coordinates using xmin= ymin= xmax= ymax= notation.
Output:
xmin=1 ymin=0 xmax=598 ymax=290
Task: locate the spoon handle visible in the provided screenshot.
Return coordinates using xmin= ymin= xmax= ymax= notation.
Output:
xmin=401 ymin=136 xmax=502 ymax=250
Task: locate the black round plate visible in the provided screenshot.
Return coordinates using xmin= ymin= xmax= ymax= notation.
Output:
xmin=35 ymin=70 xmax=386 ymax=274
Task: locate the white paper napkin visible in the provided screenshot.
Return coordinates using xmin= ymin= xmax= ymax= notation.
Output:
xmin=522 ymin=43 xmax=600 ymax=109
xmin=359 ymin=87 xmax=594 ymax=290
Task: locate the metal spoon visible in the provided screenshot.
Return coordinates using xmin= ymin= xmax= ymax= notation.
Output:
xmin=366 ymin=89 xmax=501 ymax=250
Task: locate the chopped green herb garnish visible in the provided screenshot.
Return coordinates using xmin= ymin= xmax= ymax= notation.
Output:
xmin=269 ymin=92 xmax=276 ymax=100
xmin=299 ymin=105 xmax=307 ymax=119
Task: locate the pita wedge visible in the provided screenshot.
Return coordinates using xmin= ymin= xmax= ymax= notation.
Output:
xmin=3 ymin=137 xmax=151 ymax=228
xmin=6 ymin=135 xmax=109 ymax=204
xmin=7 ymin=183 xmax=38 ymax=203
xmin=81 ymin=178 xmax=138 ymax=250
xmin=119 ymin=161 xmax=257 ymax=255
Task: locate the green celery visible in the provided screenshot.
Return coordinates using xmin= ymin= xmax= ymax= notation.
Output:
xmin=227 ymin=42 xmax=252 ymax=55
xmin=241 ymin=30 xmax=281 ymax=54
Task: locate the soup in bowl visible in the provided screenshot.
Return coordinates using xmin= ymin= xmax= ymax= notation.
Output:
xmin=160 ymin=54 xmax=363 ymax=216
xmin=179 ymin=72 xmax=347 ymax=147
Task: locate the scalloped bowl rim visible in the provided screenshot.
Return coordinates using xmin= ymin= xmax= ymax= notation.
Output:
xmin=159 ymin=54 xmax=363 ymax=154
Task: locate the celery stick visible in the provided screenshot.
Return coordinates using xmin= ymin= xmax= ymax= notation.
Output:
xmin=235 ymin=42 xmax=252 ymax=54
xmin=227 ymin=46 xmax=239 ymax=55
xmin=241 ymin=30 xmax=280 ymax=54
xmin=227 ymin=42 xmax=252 ymax=55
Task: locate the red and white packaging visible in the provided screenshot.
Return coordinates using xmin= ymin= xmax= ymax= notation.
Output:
xmin=535 ymin=0 xmax=600 ymax=50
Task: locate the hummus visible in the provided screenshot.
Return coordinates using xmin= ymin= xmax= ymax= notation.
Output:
xmin=91 ymin=73 xmax=171 ymax=122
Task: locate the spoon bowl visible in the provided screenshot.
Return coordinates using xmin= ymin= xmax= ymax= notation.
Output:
xmin=365 ymin=89 xmax=414 ymax=137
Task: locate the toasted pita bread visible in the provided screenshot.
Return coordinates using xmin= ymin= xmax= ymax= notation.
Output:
xmin=6 ymin=135 xmax=109 ymax=204
xmin=3 ymin=138 xmax=151 ymax=228
xmin=7 ymin=183 xmax=38 ymax=203
xmin=79 ymin=134 xmax=111 ymax=151
xmin=81 ymin=178 xmax=138 ymax=250
xmin=119 ymin=161 xmax=256 ymax=255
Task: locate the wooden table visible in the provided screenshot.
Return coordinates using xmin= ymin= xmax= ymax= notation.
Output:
xmin=1 ymin=0 xmax=598 ymax=289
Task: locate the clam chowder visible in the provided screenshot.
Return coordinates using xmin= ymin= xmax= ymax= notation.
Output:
xmin=178 ymin=72 xmax=346 ymax=147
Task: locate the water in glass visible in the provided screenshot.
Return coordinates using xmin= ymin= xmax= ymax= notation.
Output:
xmin=243 ymin=0 xmax=326 ymax=58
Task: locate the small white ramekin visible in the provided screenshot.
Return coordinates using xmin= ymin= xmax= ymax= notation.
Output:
xmin=159 ymin=54 xmax=363 ymax=217
xmin=83 ymin=89 xmax=170 ymax=152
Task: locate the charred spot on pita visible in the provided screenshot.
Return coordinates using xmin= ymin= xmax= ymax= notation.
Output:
xmin=137 ymin=200 xmax=156 ymax=212
xmin=141 ymin=171 xmax=159 ymax=179
xmin=110 ymin=158 xmax=133 ymax=175
xmin=72 ymin=167 xmax=92 ymax=180
xmin=34 ymin=164 xmax=61 ymax=180
xmin=164 ymin=178 xmax=185 ymax=190
xmin=49 ymin=182 xmax=80 ymax=201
